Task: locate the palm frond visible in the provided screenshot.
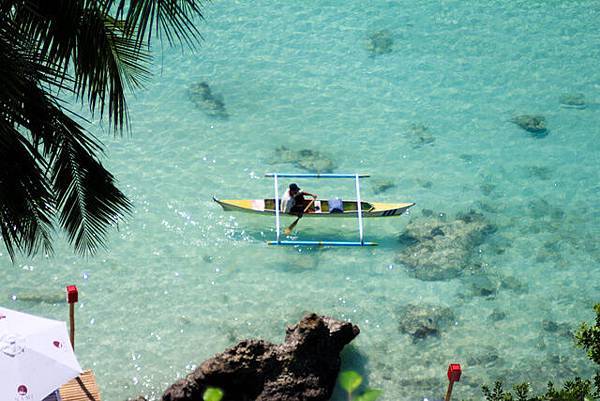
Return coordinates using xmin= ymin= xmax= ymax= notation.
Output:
xmin=51 ymin=116 xmax=132 ymax=254
xmin=0 ymin=120 xmax=54 ymax=259
xmin=0 ymin=13 xmax=79 ymax=161
xmin=1 ymin=0 xmax=208 ymax=258
xmin=1 ymin=11 xmax=132 ymax=257
xmin=8 ymin=0 xmax=81 ymax=72
xmin=6 ymin=0 xmax=152 ymax=131
xmin=115 ymin=0 xmax=205 ymax=48
xmin=74 ymin=8 xmax=152 ymax=130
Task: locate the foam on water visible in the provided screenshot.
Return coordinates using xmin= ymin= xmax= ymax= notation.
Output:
xmin=2 ymin=1 xmax=599 ymax=400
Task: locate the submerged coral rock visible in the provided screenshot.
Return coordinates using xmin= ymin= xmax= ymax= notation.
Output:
xmin=488 ymin=309 xmax=506 ymax=321
xmin=273 ymin=146 xmax=336 ymax=173
xmin=459 ymin=272 xmax=527 ymax=300
xmin=397 ymin=303 xmax=455 ymax=340
xmin=559 ymin=93 xmax=586 ymax=109
xmin=12 ymin=291 xmax=65 ymax=304
xmin=370 ymin=178 xmax=396 ymax=194
xmin=510 ymin=115 xmax=548 ymax=137
xmin=466 ymin=275 xmax=499 ymax=297
xmin=188 ymin=82 xmax=229 ymax=119
xmin=365 ymin=29 xmax=394 ymax=56
xmin=541 ymin=319 xmax=572 ymax=338
xmin=466 ymin=345 xmax=500 ymax=366
xmin=395 ymin=210 xmax=496 ymax=281
xmin=408 ymin=124 xmax=435 ymax=147
xmin=159 ymin=314 xmax=359 ymax=401
xmin=524 ymin=165 xmax=553 ymax=180
xmin=295 ymin=149 xmax=336 ymax=173
xmin=418 ymin=179 xmax=433 ymax=189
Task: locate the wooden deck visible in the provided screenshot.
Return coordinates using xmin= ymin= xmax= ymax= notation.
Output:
xmin=43 ymin=370 xmax=101 ymax=401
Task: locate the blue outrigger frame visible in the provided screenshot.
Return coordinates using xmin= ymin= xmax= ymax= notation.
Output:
xmin=265 ymin=173 xmax=377 ymax=247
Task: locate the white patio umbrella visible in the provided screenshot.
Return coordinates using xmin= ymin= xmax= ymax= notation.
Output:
xmin=0 ymin=306 xmax=82 ymax=401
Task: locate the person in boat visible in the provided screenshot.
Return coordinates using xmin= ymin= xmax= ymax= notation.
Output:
xmin=281 ymin=183 xmax=317 ymax=215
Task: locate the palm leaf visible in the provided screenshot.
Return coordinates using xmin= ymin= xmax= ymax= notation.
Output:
xmin=1 ymin=0 xmax=208 ymax=258
xmin=114 ymin=0 xmax=205 ymax=48
xmin=7 ymin=0 xmax=152 ymax=131
xmin=0 ymin=121 xmax=54 ymax=259
xmin=73 ymin=6 xmax=152 ymax=130
xmin=1 ymin=11 xmax=132 ymax=257
xmin=50 ymin=113 xmax=132 ymax=255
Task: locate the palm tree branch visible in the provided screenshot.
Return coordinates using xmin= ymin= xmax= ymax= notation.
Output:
xmin=1 ymin=0 xmax=208 ymax=258
xmin=0 ymin=16 xmax=88 ymax=163
xmin=6 ymin=0 xmax=152 ymax=131
xmin=1 ymin=12 xmax=132 ymax=256
xmin=7 ymin=0 xmax=79 ymax=77
xmin=0 ymin=120 xmax=54 ymax=259
xmin=50 ymin=114 xmax=132 ymax=254
xmin=115 ymin=0 xmax=205 ymax=48
xmin=73 ymin=6 xmax=152 ymax=131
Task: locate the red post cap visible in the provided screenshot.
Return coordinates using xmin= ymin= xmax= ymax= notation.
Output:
xmin=66 ymin=285 xmax=78 ymax=304
xmin=447 ymin=364 xmax=461 ymax=382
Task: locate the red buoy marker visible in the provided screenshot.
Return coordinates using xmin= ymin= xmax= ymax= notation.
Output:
xmin=66 ymin=285 xmax=78 ymax=349
xmin=445 ymin=364 xmax=461 ymax=401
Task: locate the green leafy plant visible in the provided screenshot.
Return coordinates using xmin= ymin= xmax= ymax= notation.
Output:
xmin=203 ymin=387 xmax=224 ymax=401
xmin=481 ymin=379 xmax=594 ymax=401
xmin=338 ymin=370 xmax=382 ymax=401
xmin=576 ymin=303 xmax=600 ymax=397
xmin=480 ymin=303 xmax=600 ymax=401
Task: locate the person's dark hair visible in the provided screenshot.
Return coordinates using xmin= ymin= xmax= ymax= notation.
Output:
xmin=289 ymin=183 xmax=300 ymax=191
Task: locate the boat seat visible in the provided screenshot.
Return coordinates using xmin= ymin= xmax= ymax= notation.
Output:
xmin=329 ymin=198 xmax=343 ymax=213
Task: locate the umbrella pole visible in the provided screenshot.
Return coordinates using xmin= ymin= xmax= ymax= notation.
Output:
xmin=66 ymin=285 xmax=79 ymax=349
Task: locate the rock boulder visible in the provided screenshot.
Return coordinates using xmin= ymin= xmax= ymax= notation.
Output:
xmin=159 ymin=314 xmax=359 ymax=401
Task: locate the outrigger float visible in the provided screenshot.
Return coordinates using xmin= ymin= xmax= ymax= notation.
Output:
xmin=213 ymin=173 xmax=415 ymax=247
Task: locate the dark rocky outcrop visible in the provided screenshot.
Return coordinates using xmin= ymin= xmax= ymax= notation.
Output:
xmin=156 ymin=314 xmax=359 ymax=401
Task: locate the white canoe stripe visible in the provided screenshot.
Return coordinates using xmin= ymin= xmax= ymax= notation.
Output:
xmin=252 ymin=199 xmax=265 ymax=211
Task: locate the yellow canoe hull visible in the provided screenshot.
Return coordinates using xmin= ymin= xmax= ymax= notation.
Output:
xmin=213 ymin=197 xmax=414 ymax=218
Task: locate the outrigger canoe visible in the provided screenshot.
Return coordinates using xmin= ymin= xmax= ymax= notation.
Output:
xmin=213 ymin=197 xmax=415 ymax=218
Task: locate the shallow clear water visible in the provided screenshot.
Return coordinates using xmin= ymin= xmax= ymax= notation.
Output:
xmin=2 ymin=1 xmax=600 ymax=400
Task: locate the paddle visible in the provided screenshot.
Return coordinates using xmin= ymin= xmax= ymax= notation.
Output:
xmin=284 ymin=198 xmax=315 ymax=235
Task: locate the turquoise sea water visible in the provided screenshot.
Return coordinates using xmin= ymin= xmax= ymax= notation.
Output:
xmin=2 ymin=1 xmax=600 ymax=400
